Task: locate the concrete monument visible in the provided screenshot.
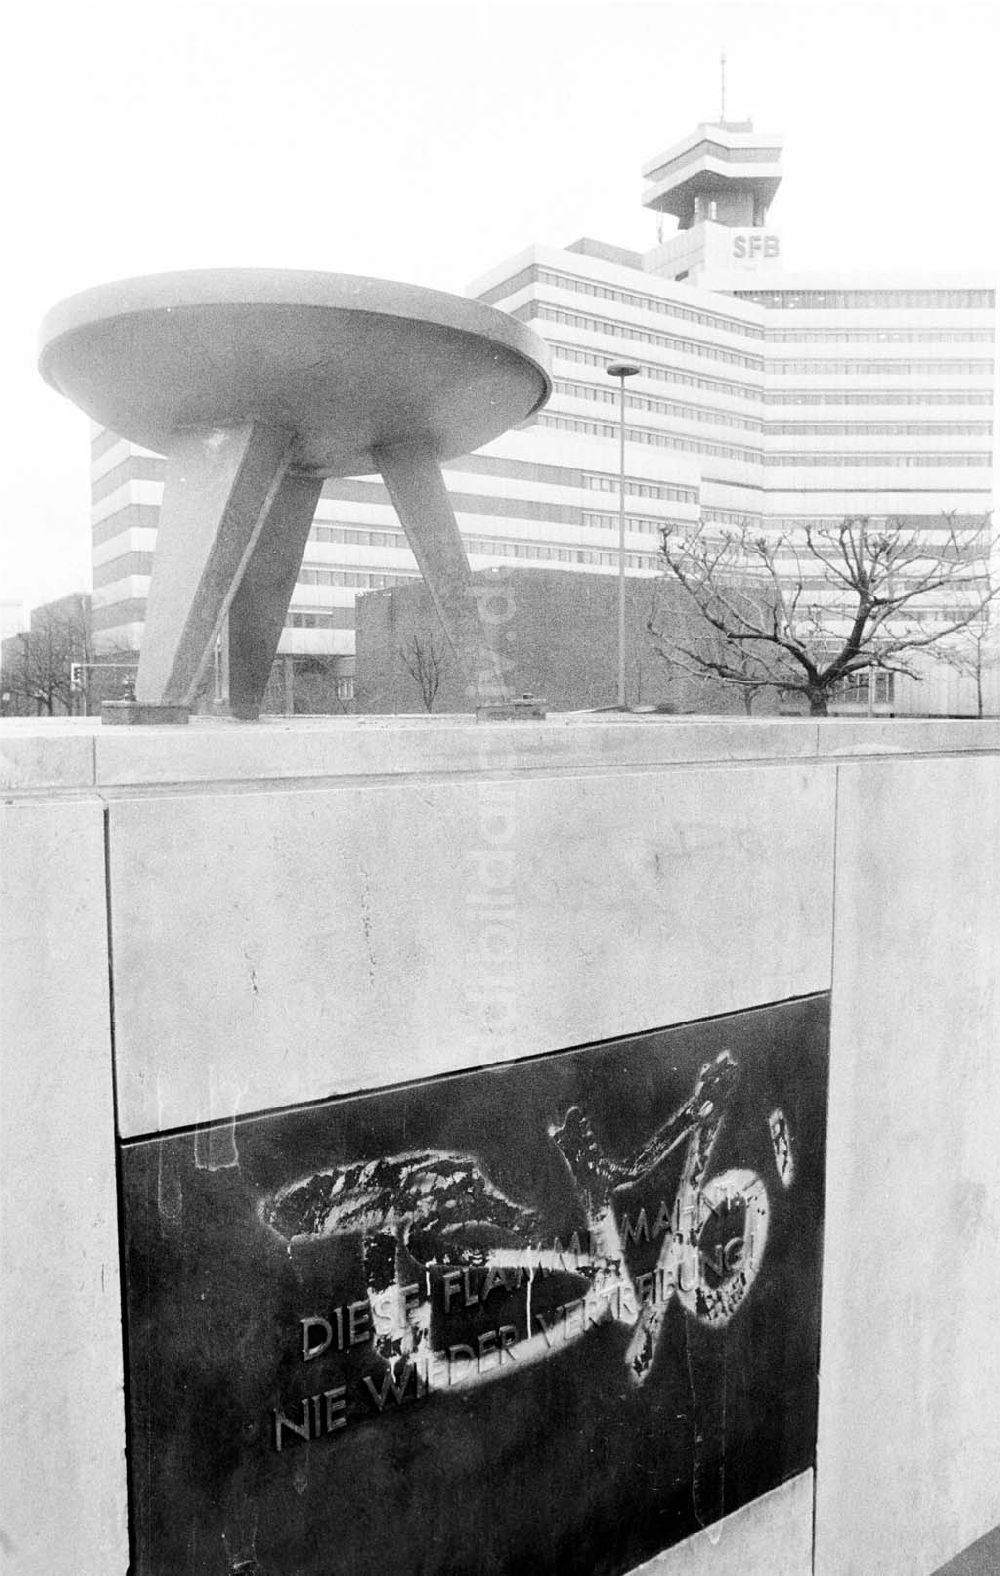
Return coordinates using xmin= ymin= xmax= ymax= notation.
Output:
xmin=38 ymin=270 xmax=551 ymax=718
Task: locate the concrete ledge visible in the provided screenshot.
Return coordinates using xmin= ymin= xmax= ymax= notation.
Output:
xmin=0 ymin=795 xmax=128 ymax=1573
xmin=0 ymin=725 xmax=96 ymax=790
xmin=1 ymin=714 xmax=999 ymax=793
xmin=101 ymin=700 xmax=189 ymax=726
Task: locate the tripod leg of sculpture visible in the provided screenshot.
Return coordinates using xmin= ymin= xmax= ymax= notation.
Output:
xmin=376 ymin=441 xmax=511 ymax=706
xmin=134 ymin=424 xmax=294 ymax=708
xmin=227 ymin=473 xmax=325 ymax=720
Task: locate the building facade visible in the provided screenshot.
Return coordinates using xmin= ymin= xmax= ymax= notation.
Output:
xmin=88 ymin=120 xmax=995 ymax=712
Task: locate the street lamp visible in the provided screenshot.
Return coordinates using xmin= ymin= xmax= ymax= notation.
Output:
xmin=606 ymin=362 xmax=640 ymax=708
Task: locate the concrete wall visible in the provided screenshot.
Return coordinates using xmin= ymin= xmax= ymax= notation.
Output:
xmin=0 ymin=776 xmax=128 ymax=1572
xmin=2 ymin=714 xmax=1000 ymax=1575
xmin=816 ymin=749 xmax=1000 ymax=1575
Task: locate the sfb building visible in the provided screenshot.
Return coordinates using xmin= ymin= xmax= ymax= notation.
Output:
xmin=88 ymin=120 xmax=996 ymax=712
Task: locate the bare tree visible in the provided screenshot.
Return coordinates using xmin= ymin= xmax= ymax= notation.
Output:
xmin=2 ymin=597 xmax=93 ymax=715
xmin=936 ymin=618 xmax=1000 ymax=718
xmin=649 ymin=578 xmax=784 ymax=714
xmin=1 ymin=597 xmax=139 ymax=716
xmin=397 ymin=631 xmax=448 ymax=712
xmin=651 ymin=514 xmax=998 ymax=717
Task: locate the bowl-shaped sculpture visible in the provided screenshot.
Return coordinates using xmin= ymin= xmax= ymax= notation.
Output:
xmin=39 ymin=270 xmax=552 ymax=718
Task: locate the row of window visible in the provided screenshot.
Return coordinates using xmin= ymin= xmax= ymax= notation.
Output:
xmin=556 ymin=381 xmax=992 ymax=439
xmin=690 ymin=517 xmax=986 ymax=546
xmin=300 ymin=513 xmax=984 ymax=563
xmin=469 ymin=538 xmax=660 ymax=570
xmin=708 ymin=548 xmax=982 ymax=575
xmin=835 ymin=672 xmax=895 ymax=705
xmin=583 ymin=473 xmax=698 ymax=502
xmin=734 ymin=289 xmax=995 ymax=310
xmin=554 ymin=378 xmax=764 ymax=431
xmin=766 ymin=452 xmax=990 ymax=467
xmin=307 ymin=514 xmax=677 ymax=560
xmin=703 ymin=508 xmax=763 ymax=528
xmin=762 ymin=389 xmax=994 ymax=406
xmin=552 ymin=341 xmax=763 ymax=403
xmin=312 ymin=536 xmax=664 ymax=573
xmin=300 ymin=503 xmax=988 ymax=573
xmin=765 ymin=328 xmax=994 ymax=344
xmin=524 ymin=305 xmax=765 ymax=371
xmin=311 ymin=525 xmax=401 ymax=548
xmin=307 ymin=516 xmax=677 ymax=560
xmin=539 ymin=412 xmax=762 ymax=464
xmin=303 ymin=523 xmax=671 ymax=574
xmin=536 ymin=268 xmax=764 ymax=339
xmin=582 ymin=512 xmax=689 ymax=536
xmin=298 ymin=567 xmax=418 ymax=588
xmin=770 ymin=359 xmax=993 ymax=376
xmin=767 ymin=514 xmax=986 ymax=532
xmin=767 ymin=423 xmax=993 ymax=437
xmin=287 ymin=612 xmax=340 ymax=629
xmin=542 ymin=318 xmax=991 ymax=382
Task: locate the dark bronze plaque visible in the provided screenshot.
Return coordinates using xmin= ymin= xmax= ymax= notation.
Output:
xmin=121 ymin=996 xmax=829 ymax=1576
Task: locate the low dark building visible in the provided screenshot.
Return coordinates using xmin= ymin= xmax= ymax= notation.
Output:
xmin=355 ymin=567 xmax=754 ymax=715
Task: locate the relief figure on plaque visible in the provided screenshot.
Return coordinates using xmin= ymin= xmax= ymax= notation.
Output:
xmin=260 ymin=1051 xmax=782 ymax=1399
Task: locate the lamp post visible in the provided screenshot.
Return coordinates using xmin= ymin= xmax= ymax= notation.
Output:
xmin=606 ymin=362 xmax=640 ymax=707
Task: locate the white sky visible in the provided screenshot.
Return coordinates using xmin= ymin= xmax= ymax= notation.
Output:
xmin=2 ymin=0 xmax=998 ymax=611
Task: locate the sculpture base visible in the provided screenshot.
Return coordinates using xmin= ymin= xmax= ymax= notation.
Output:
xmin=101 ymin=702 xmax=190 ymax=726
xmin=476 ymin=694 xmax=548 ymax=722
